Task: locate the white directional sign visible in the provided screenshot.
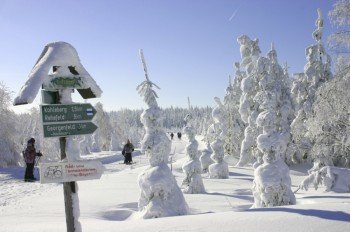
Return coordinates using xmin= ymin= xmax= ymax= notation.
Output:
xmin=40 ymin=160 xmax=103 ymax=184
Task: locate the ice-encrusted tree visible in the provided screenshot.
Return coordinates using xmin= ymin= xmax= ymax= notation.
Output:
xmin=181 ymin=114 xmax=205 ymax=193
xmin=208 ymin=97 xmax=229 ymax=179
xmin=0 ymin=82 xmax=22 ymax=167
xmin=299 ymin=166 xmax=350 ymax=193
xmin=94 ymin=102 xmax=112 ymax=151
xmin=199 ymin=140 xmax=213 ymax=173
xmin=236 ymin=35 xmax=262 ymax=167
xmin=136 ymin=49 xmax=188 ymax=218
xmin=252 ymin=44 xmax=296 ymax=208
xmin=306 ymin=73 xmax=350 ymax=169
xmin=109 ymin=130 xmax=121 ymax=151
xmin=290 ymin=9 xmax=333 ymax=164
xmin=328 ymin=0 xmax=350 ymax=74
xmin=223 ymin=64 xmax=246 ymax=159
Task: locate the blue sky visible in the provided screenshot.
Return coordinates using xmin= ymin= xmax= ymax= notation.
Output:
xmin=0 ymin=0 xmax=333 ymax=113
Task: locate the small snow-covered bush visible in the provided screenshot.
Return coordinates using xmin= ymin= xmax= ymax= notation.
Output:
xmin=299 ymin=166 xmax=350 ymax=193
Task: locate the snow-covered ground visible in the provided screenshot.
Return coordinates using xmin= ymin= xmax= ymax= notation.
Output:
xmin=1 ymin=136 xmax=350 ymax=232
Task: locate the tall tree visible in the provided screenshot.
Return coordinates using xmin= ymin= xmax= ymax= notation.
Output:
xmin=137 ymin=50 xmax=188 ymax=218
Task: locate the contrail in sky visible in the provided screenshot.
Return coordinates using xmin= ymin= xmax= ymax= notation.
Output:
xmin=228 ymin=1 xmax=244 ymax=22
xmin=229 ymin=8 xmax=239 ymax=21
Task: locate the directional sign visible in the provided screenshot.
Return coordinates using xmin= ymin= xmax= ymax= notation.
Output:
xmin=40 ymin=160 xmax=103 ymax=184
xmin=41 ymin=103 xmax=96 ymax=123
xmin=43 ymin=122 xmax=97 ymax=138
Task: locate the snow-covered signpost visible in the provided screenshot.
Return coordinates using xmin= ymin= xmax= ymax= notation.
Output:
xmin=136 ymin=49 xmax=188 ymax=218
xmin=13 ymin=42 xmax=103 ymax=232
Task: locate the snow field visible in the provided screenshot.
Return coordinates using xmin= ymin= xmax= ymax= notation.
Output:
xmin=1 ymin=136 xmax=350 ymax=232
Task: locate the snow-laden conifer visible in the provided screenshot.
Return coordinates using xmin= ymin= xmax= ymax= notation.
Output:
xmin=252 ymin=44 xmax=295 ymax=208
xmin=208 ymin=97 xmax=229 ymax=179
xmin=181 ymin=114 xmax=205 ymax=193
xmin=223 ymin=64 xmax=246 ymax=159
xmin=199 ymin=141 xmax=213 ymax=173
xmin=290 ymin=9 xmax=332 ymax=164
xmin=136 ymin=49 xmax=188 ymax=218
xmin=236 ymin=35 xmax=262 ymax=167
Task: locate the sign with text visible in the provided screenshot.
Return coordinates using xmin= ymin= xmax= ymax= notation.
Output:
xmin=41 ymin=103 xmax=96 ymax=123
xmin=43 ymin=122 xmax=97 ymax=137
xmin=40 ymin=160 xmax=103 ymax=184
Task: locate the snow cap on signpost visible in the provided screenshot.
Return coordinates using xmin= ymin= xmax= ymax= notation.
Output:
xmin=13 ymin=41 xmax=102 ymax=105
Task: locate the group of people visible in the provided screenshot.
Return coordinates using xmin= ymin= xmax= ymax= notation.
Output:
xmin=22 ymin=138 xmax=136 ymax=182
xmin=170 ymin=132 xmax=182 ymax=140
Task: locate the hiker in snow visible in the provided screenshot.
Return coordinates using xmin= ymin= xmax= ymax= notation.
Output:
xmin=23 ymin=138 xmax=42 ymax=182
xmin=122 ymin=139 xmax=134 ymax=164
xmin=170 ymin=132 xmax=174 ymax=140
xmin=177 ymin=132 xmax=182 ymax=140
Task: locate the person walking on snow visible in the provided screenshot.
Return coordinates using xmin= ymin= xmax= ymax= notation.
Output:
xmin=170 ymin=132 xmax=174 ymax=140
xmin=122 ymin=139 xmax=134 ymax=164
xmin=23 ymin=138 xmax=42 ymax=182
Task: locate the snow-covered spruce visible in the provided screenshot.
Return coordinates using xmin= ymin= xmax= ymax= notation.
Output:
xmin=299 ymin=166 xmax=350 ymax=193
xmin=91 ymin=130 xmax=101 ymax=153
xmin=181 ymin=114 xmax=205 ymax=194
xmin=223 ymin=64 xmax=246 ymax=159
xmin=199 ymin=141 xmax=213 ymax=173
xmin=79 ymin=135 xmax=92 ymax=155
xmin=109 ymin=130 xmax=121 ymax=151
xmin=136 ymin=50 xmax=188 ymax=218
xmin=252 ymin=44 xmax=295 ymax=208
xmin=208 ymin=97 xmax=229 ymax=179
xmin=236 ymin=35 xmax=262 ymax=167
xmin=0 ymin=82 xmax=22 ymax=167
xmin=290 ymin=9 xmax=332 ymax=164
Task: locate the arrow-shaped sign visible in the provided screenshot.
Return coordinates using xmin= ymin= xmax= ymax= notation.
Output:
xmin=41 ymin=103 xmax=96 ymax=123
xmin=43 ymin=122 xmax=97 ymax=138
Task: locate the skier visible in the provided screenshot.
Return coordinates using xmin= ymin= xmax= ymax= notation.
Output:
xmin=122 ymin=139 xmax=134 ymax=164
xmin=170 ymin=132 xmax=174 ymax=140
xmin=23 ymin=138 xmax=42 ymax=182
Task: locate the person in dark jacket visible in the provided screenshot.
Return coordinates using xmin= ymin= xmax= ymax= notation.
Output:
xmin=23 ymin=138 xmax=42 ymax=182
xmin=177 ymin=132 xmax=182 ymax=139
xmin=170 ymin=132 xmax=174 ymax=140
xmin=122 ymin=139 xmax=134 ymax=164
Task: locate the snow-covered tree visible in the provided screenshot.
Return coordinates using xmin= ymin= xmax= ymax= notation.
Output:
xmin=199 ymin=141 xmax=213 ymax=173
xmin=306 ymin=73 xmax=350 ymax=168
xmin=91 ymin=130 xmax=101 ymax=153
xmin=80 ymin=135 xmax=92 ymax=155
xmin=236 ymin=35 xmax=262 ymax=167
xmin=299 ymin=166 xmax=350 ymax=193
xmin=328 ymin=0 xmax=350 ymax=73
xmin=136 ymin=49 xmax=188 ymax=218
xmin=94 ymin=102 xmax=111 ymax=151
xmin=109 ymin=130 xmax=121 ymax=151
xmin=208 ymin=97 xmax=229 ymax=179
xmin=0 ymin=82 xmax=22 ymax=167
xmin=223 ymin=64 xmax=246 ymax=159
xmin=290 ymin=9 xmax=333 ymax=164
xmin=181 ymin=114 xmax=205 ymax=193
xmin=252 ymin=44 xmax=295 ymax=208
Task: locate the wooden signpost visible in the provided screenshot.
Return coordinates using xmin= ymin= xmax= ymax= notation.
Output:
xmin=13 ymin=42 xmax=103 ymax=232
